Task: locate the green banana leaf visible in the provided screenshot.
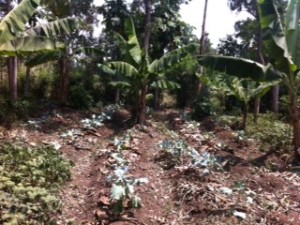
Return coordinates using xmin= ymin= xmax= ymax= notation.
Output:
xmin=198 ymin=55 xmax=281 ymax=81
xmin=109 ymin=81 xmax=131 ymax=88
xmin=25 ymin=17 xmax=79 ymax=37
xmin=74 ymin=47 xmax=103 ymax=57
xmin=25 ymin=51 xmax=61 ymax=67
xmin=0 ymin=0 xmax=40 ymax=44
xmin=149 ymin=43 xmax=199 ymax=73
xmin=150 ymin=80 xmax=180 ymax=90
xmin=258 ymin=0 xmax=296 ymax=74
xmin=0 ymin=36 xmax=64 ymax=56
xmin=124 ymin=18 xmax=142 ymax=64
xmin=285 ymin=0 xmax=300 ymax=69
xmin=99 ymin=62 xmax=138 ymax=78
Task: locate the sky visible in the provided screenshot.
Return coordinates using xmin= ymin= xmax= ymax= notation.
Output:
xmin=94 ymin=0 xmax=252 ymax=47
xmin=180 ymin=0 xmax=251 ymax=47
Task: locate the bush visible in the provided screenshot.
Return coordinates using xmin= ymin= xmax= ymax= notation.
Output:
xmin=0 ymin=143 xmax=72 ymax=224
xmin=0 ymin=98 xmax=33 ymax=123
xmin=69 ymin=84 xmax=94 ymax=109
xmin=247 ymin=113 xmax=292 ymax=152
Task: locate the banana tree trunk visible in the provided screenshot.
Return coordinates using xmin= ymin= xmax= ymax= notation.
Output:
xmin=254 ymin=97 xmax=260 ymax=123
xmin=24 ymin=66 xmax=30 ymax=97
xmin=272 ymin=85 xmax=280 ymax=113
xmin=242 ymin=103 xmax=248 ymax=132
xmin=154 ymin=87 xmax=159 ymax=109
xmin=115 ymin=88 xmax=120 ymax=104
xmin=8 ymin=56 xmax=18 ymax=101
xmin=289 ymin=91 xmax=300 ymax=157
xmin=59 ymin=56 xmax=70 ymax=105
xmin=137 ymin=83 xmax=147 ymax=124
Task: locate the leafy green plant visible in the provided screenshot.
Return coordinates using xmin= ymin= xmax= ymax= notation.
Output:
xmin=0 ymin=143 xmax=72 ymax=224
xmin=69 ymin=84 xmax=94 ymax=109
xmin=247 ymin=113 xmax=292 ymax=152
xmin=198 ymin=0 xmax=300 ymax=156
xmin=109 ymin=166 xmax=148 ymax=215
xmin=99 ymin=18 xmax=198 ymax=124
xmin=158 ymin=139 xmax=221 ymax=172
xmin=0 ymin=98 xmax=33 ymax=123
xmin=81 ymin=104 xmax=120 ymax=130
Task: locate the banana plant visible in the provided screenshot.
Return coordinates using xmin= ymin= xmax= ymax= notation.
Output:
xmin=198 ymin=0 xmax=300 ymax=157
xmin=0 ymin=0 xmax=78 ymax=55
xmin=0 ymin=0 xmax=78 ymax=100
xmin=228 ymin=78 xmax=279 ymax=131
xmin=100 ymin=18 xmax=198 ymax=124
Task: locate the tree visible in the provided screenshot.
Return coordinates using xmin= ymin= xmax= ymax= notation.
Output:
xmin=226 ymin=0 xmax=288 ymax=114
xmin=0 ymin=0 xmax=78 ymax=101
xmin=100 ymin=18 xmax=198 ymax=124
xmin=198 ymin=0 xmax=300 ymax=158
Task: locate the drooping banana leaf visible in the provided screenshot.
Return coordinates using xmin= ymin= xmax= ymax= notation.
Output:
xmin=0 ymin=0 xmax=41 ymax=44
xmin=149 ymin=43 xmax=199 ymax=73
xmin=107 ymin=62 xmax=138 ymax=78
xmin=109 ymin=81 xmax=131 ymax=88
xmin=25 ymin=51 xmax=61 ymax=67
xmin=252 ymin=80 xmax=281 ymax=98
xmin=285 ymin=0 xmax=300 ymax=69
xmin=198 ymin=55 xmax=281 ymax=81
xmin=258 ymin=0 xmax=296 ymax=74
xmin=99 ymin=62 xmax=138 ymax=78
xmin=25 ymin=17 xmax=79 ymax=37
xmin=150 ymin=80 xmax=180 ymax=90
xmin=0 ymin=36 xmax=64 ymax=56
xmin=74 ymin=47 xmax=103 ymax=57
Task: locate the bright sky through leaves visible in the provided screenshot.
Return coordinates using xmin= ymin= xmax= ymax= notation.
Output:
xmin=180 ymin=0 xmax=251 ymax=47
xmin=93 ymin=0 xmax=251 ymax=47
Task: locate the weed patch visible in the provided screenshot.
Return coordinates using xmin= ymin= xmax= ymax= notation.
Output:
xmin=0 ymin=143 xmax=72 ymax=224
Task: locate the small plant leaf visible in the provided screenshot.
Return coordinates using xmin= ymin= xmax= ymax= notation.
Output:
xmin=111 ymin=184 xmax=125 ymax=201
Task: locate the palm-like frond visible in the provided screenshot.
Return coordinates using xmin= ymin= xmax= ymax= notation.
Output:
xmin=0 ymin=36 xmax=64 ymax=56
xmin=0 ymin=0 xmax=40 ymax=44
xmin=25 ymin=17 xmax=79 ymax=37
xmin=198 ymin=55 xmax=281 ymax=81
xmin=149 ymin=43 xmax=199 ymax=73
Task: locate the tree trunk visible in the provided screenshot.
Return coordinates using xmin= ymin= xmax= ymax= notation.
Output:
xmin=9 ymin=56 xmax=18 ymax=101
xmin=24 ymin=66 xmax=31 ymax=97
xmin=143 ymin=0 xmax=151 ymax=55
xmin=242 ymin=104 xmax=248 ymax=132
xmin=135 ymin=0 xmax=152 ymax=124
xmin=115 ymin=88 xmax=120 ymax=104
xmin=154 ymin=87 xmax=159 ymax=109
xmin=59 ymin=56 xmax=70 ymax=105
xmin=200 ymin=0 xmax=208 ymax=55
xmin=254 ymin=10 xmax=266 ymax=120
xmin=195 ymin=0 xmax=209 ymax=99
xmin=137 ymin=83 xmax=148 ymax=124
xmin=272 ymin=85 xmax=280 ymax=113
xmin=254 ymin=97 xmax=260 ymax=123
xmin=289 ymin=91 xmax=300 ymax=158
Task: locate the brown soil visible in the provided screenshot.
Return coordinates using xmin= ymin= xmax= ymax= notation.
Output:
xmin=2 ymin=108 xmax=300 ymax=225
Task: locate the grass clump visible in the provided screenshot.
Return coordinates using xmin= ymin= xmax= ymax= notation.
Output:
xmin=0 ymin=143 xmax=72 ymax=225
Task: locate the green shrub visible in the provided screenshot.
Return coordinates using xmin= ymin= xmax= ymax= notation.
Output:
xmin=0 ymin=143 xmax=72 ymax=224
xmin=69 ymin=84 xmax=94 ymax=109
xmin=247 ymin=113 xmax=292 ymax=152
xmin=0 ymin=98 xmax=33 ymax=123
